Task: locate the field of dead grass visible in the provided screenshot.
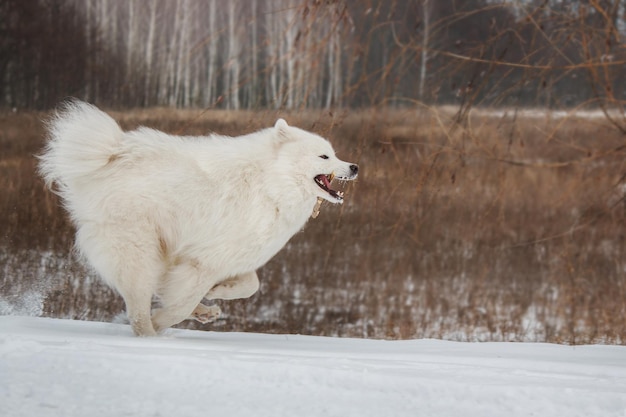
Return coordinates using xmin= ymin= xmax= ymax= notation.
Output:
xmin=1 ymin=106 xmax=625 ymax=343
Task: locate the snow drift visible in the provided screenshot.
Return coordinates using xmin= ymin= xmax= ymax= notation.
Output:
xmin=1 ymin=316 xmax=625 ymax=417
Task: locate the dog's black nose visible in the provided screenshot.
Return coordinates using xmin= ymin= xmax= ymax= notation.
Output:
xmin=350 ymin=164 xmax=359 ymax=175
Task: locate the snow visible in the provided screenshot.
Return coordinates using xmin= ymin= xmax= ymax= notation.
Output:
xmin=438 ymin=105 xmax=626 ymax=120
xmin=1 ymin=316 xmax=625 ymax=417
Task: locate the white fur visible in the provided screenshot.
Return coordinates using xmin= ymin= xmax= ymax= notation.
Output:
xmin=39 ymin=101 xmax=358 ymax=336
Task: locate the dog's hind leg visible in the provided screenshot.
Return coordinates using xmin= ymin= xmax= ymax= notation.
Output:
xmin=152 ymin=262 xmax=213 ymax=333
xmin=121 ymin=289 xmax=158 ymax=337
xmin=76 ymin=225 xmax=162 ymax=337
xmin=100 ymin=263 xmax=160 ymax=336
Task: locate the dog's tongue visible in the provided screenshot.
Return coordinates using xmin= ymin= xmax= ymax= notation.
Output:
xmin=321 ymin=174 xmax=332 ymax=189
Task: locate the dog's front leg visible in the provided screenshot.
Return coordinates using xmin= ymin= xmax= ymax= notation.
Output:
xmin=205 ymin=271 xmax=260 ymax=301
xmin=187 ymin=271 xmax=259 ymax=324
xmin=189 ymin=304 xmax=222 ymax=324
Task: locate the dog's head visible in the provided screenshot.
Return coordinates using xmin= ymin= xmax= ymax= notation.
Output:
xmin=273 ymin=119 xmax=358 ymax=204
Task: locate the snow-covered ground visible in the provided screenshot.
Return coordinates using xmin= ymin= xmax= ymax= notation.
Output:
xmin=1 ymin=316 xmax=625 ymax=417
xmin=436 ymin=104 xmax=626 ymax=120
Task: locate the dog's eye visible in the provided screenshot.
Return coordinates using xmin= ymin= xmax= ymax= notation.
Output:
xmin=319 ymin=155 xmax=329 ymax=160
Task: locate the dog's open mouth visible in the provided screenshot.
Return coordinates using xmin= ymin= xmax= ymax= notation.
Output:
xmin=314 ymin=173 xmax=344 ymax=201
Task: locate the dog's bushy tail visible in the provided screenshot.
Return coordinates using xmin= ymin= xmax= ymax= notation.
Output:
xmin=38 ymin=100 xmax=124 ymax=196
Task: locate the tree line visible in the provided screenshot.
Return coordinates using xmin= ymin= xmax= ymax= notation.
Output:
xmin=1 ymin=0 xmax=625 ymax=110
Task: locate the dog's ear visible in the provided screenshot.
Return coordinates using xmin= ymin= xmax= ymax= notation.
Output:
xmin=274 ymin=118 xmax=292 ymax=145
xmin=275 ymin=118 xmax=288 ymax=132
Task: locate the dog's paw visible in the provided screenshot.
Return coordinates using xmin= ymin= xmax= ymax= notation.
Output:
xmin=190 ymin=304 xmax=222 ymax=324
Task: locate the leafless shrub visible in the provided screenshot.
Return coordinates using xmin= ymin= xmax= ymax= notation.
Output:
xmin=1 ymin=107 xmax=625 ymax=344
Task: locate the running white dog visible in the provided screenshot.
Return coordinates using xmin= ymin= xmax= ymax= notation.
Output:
xmin=39 ymin=101 xmax=358 ymax=336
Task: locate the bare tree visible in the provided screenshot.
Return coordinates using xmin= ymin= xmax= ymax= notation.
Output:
xmin=205 ymin=0 xmax=219 ymax=107
xmin=125 ymin=0 xmax=136 ymax=82
xmin=143 ymin=0 xmax=157 ymax=106
xmin=226 ymin=1 xmax=241 ymax=109
xmin=419 ymin=0 xmax=430 ymax=101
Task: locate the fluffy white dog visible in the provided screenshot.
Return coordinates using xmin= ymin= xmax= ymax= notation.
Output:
xmin=39 ymin=101 xmax=358 ymax=336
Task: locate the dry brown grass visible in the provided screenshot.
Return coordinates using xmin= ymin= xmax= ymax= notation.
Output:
xmin=1 ymin=106 xmax=625 ymax=344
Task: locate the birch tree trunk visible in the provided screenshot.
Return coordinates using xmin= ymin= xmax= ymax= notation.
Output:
xmin=419 ymin=0 xmax=430 ymax=102
xmin=143 ymin=0 xmax=157 ymax=106
xmin=164 ymin=0 xmax=182 ymax=105
xmin=285 ymin=6 xmax=296 ymax=109
xmin=325 ymin=4 xmax=344 ymax=109
xmin=296 ymin=10 xmax=309 ymax=108
xmin=265 ymin=4 xmax=279 ymax=108
xmin=226 ymin=1 xmax=240 ymax=109
xmin=181 ymin=0 xmax=191 ymax=107
xmin=250 ymin=0 xmax=258 ymax=108
xmin=84 ymin=0 xmax=92 ymax=102
xmin=325 ymin=28 xmax=337 ymax=109
xmin=126 ymin=0 xmax=135 ymax=82
xmin=102 ymin=0 xmax=115 ymax=104
xmin=205 ymin=0 xmax=218 ymax=107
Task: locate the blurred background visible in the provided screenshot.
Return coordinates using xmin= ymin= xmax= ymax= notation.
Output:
xmin=1 ymin=0 xmax=625 ymax=343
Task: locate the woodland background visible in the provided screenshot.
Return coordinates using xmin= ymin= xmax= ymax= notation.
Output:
xmin=3 ymin=0 xmax=626 ymax=111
